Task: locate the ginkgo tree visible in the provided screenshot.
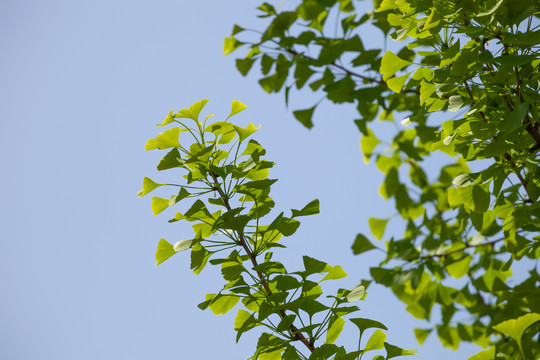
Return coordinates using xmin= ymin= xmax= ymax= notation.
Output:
xmin=139 ymin=99 xmax=417 ymax=359
xmin=222 ymin=0 xmax=540 ymax=359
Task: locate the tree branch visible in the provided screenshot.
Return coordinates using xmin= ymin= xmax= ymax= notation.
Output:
xmin=210 ymin=173 xmax=315 ymax=352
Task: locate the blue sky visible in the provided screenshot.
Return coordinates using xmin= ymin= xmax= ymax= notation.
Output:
xmin=1 ymin=1 xmax=481 ymax=359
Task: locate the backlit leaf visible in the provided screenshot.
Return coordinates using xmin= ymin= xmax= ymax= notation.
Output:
xmin=138 ymin=177 xmax=163 ymax=197
xmin=380 ymin=51 xmax=411 ymax=80
xmin=155 ymin=238 xmax=176 ymax=266
xmin=227 ymin=100 xmax=248 ymax=120
xmin=364 ymin=329 xmax=386 ymax=351
xmin=368 ymin=218 xmax=389 ymax=240
xmin=326 ymin=317 xmax=345 ymax=344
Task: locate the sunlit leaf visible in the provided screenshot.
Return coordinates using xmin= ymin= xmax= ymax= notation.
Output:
xmin=320 ymin=265 xmax=347 ymax=282
xmin=467 ymin=347 xmax=495 ymax=360
xmin=364 ymin=329 xmax=386 ymax=351
xmin=326 ymin=317 xmax=345 ymax=344
xmin=380 ymin=51 xmax=411 ymax=80
xmin=155 ymin=238 xmax=175 ymax=266
xmin=138 ymin=177 xmax=163 ymax=197
xmin=368 ymin=218 xmax=389 ymax=240
xmin=492 ymin=313 xmax=540 ymax=353
xmin=226 ymin=100 xmax=247 ymax=120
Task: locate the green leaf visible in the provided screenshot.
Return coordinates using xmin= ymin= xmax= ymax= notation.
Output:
xmin=346 ymin=285 xmax=366 ymax=302
xmin=234 ymin=123 xmax=260 ymax=143
xmin=419 ymin=81 xmax=437 ymax=105
xmin=447 ymin=187 xmax=460 ymax=208
xmin=457 ymin=184 xmax=490 ymax=213
xmin=223 ymin=36 xmax=242 ymax=56
xmin=152 ymin=197 xmax=170 ymax=215
xmin=226 ymin=100 xmax=247 ymax=120
xmin=414 ymin=328 xmax=431 ymax=345
xmin=446 ymin=255 xmax=472 ymax=279
xmin=326 ymin=317 xmax=345 ymax=344
xmin=492 ymin=313 xmax=540 ymax=353
xmin=361 ymin=129 xmax=380 ymax=163
xmin=156 ymin=109 xmax=176 ymax=127
xmin=236 ymin=58 xmax=255 ymax=76
xmin=175 ymin=99 xmax=210 ymax=121
xmin=385 ymin=342 xmax=417 ymax=358
xmin=303 ymin=256 xmax=328 ymax=275
xmin=206 ymin=293 xmax=240 ymax=315
xmin=493 ymin=54 xmax=537 ymax=66
xmin=190 ymin=242 xmax=211 ymax=275
xmin=184 ymin=200 xmax=212 ymax=220
xmin=499 ymin=102 xmax=529 ymax=133
xmin=380 ymin=51 xmax=411 ymax=81
xmin=350 ymin=318 xmax=388 ymax=334
xmin=368 ymin=218 xmax=389 ymax=240
xmin=364 ymin=329 xmax=386 ymax=351
xmin=467 ymin=347 xmax=495 ymax=360
xmin=145 ymin=127 xmax=182 ymax=150
xmin=234 ymin=309 xmax=259 ymax=342
xmin=293 ymin=105 xmax=316 ymax=129
xmin=386 ymin=72 xmax=410 ymax=93
xmin=352 ymin=234 xmax=377 ymax=255
xmin=157 ymin=148 xmax=184 ymax=171
xmin=137 ymin=177 xmax=163 ymax=197
xmin=155 ymin=238 xmax=176 ymax=266
xmin=291 ymin=199 xmax=319 ymax=217
xmin=320 ymin=265 xmax=347 ymax=282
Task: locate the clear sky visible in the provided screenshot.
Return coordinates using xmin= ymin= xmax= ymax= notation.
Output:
xmin=1 ymin=1 xmax=480 ymax=359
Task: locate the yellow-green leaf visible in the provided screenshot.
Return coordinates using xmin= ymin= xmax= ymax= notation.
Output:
xmin=152 ymin=197 xmax=170 ymax=215
xmin=145 ymin=127 xmax=182 ymax=150
xmin=234 ymin=123 xmax=260 ymax=142
xmin=155 ymin=238 xmax=176 ymax=266
xmin=361 ymin=129 xmax=380 ymax=163
xmin=226 ymin=100 xmax=247 ymax=120
xmin=326 ymin=317 xmax=345 ymax=344
xmin=320 ymin=265 xmax=347 ymax=282
xmin=446 ymin=255 xmax=472 ymax=279
xmin=467 ymin=347 xmax=495 ymax=360
xmin=380 ymin=51 xmax=411 ymax=81
xmin=206 ymin=293 xmax=240 ymax=315
xmin=492 ymin=313 xmax=540 ymax=351
xmin=387 ymin=72 xmax=411 ymax=93
xmin=364 ymin=329 xmax=387 ymax=351
xmin=420 ymin=81 xmax=437 ymax=104
xmin=259 ymin=349 xmax=284 ymax=360
xmin=368 ymin=218 xmax=389 ymax=240
xmin=175 ymin=99 xmax=210 ymax=121
xmin=414 ymin=328 xmax=431 ymax=345
xmin=137 ymin=177 xmax=163 ymax=197
xmin=223 ymin=36 xmax=242 ymax=56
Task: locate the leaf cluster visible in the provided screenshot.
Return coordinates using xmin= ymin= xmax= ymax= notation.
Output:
xmin=225 ymin=0 xmax=540 ymax=358
xmin=140 ymin=99 xmax=416 ymax=359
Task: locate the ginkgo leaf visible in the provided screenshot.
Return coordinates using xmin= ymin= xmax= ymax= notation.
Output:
xmin=227 ymin=100 xmax=247 ymax=120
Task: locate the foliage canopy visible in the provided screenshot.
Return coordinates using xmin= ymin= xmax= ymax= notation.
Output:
xmin=140 ymin=0 xmax=540 ymax=359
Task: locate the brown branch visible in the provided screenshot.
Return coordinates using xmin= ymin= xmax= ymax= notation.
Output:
xmin=210 ymin=173 xmax=315 ymax=352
